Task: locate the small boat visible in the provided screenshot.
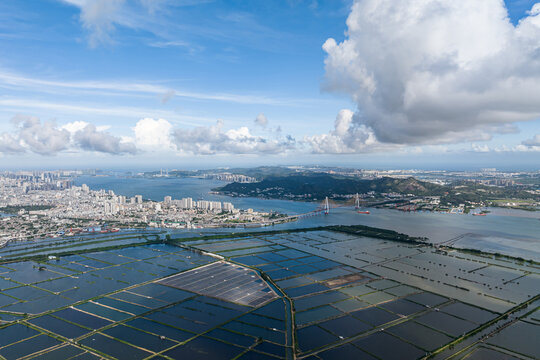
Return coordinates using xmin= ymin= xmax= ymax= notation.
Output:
xmin=357 ymin=210 xmax=370 ymax=214
xmin=472 ymin=213 xmax=486 ymax=216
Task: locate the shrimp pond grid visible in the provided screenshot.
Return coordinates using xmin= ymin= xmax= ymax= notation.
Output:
xmin=0 ymin=228 xmax=538 ymax=360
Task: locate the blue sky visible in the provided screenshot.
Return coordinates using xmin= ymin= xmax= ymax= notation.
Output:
xmin=0 ymin=0 xmax=539 ymax=170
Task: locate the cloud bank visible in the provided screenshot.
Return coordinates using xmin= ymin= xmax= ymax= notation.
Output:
xmin=172 ymin=119 xmax=296 ymax=155
xmin=0 ymin=116 xmax=134 ymax=156
xmin=321 ymin=0 xmax=540 ymax=150
xmin=73 ymin=124 xmax=137 ymax=154
xmin=0 ymin=115 xmax=296 ymax=156
xmin=522 ymin=134 xmax=540 ymax=147
xmin=10 ymin=115 xmax=70 ymax=155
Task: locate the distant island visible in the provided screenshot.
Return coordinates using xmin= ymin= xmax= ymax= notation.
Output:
xmin=214 ymin=173 xmax=540 ymax=211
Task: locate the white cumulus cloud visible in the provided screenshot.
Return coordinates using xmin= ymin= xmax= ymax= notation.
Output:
xmin=471 ymin=143 xmax=490 ymax=153
xmin=304 ymin=109 xmax=386 ymax=153
xmin=172 ymin=120 xmax=296 ymax=155
xmin=0 ymin=115 xmax=136 ymax=156
xmin=0 ymin=133 xmax=25 ymax=154
xmin=133 ymin=118 xmax=173 ymax=150
xmin=12 ymin=115 xmax=71 ymax=155
xmin=322 ymin=0 xmax=540 ymax=147
xmin=73 ymin=124 xmax=137 ymax=154
xmin=60 ymin=121 xmax=91 ymax=134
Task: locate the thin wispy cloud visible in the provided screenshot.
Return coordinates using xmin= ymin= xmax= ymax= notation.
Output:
xmin=148 ymin=40 xmax=203 ymax=53
xmin=0 ymin=70 xmax=317 ymax=106
xmin=59 ymin=0 xmax=294 ymax=53
xmin=0 ymin=98 xmax=211 ymax=127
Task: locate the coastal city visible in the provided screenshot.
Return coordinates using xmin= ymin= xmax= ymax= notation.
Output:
xmin=1 ymin=167 xmax=539 ymax=247
xmin=0 ymin=170 xmax=285 ymax=245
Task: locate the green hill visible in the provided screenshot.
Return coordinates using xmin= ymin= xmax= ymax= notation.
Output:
xmin=215 ymin=174 xmax=443 ymax=200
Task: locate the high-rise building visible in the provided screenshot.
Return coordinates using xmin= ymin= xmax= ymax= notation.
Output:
xmin=164 ymin=196 xmax=172 ymax=204
xmin=223 ymin=202 xmax=234 ymax=212
xmin=211 ymin=201 xmax=221 ymax=211
xmin=104 ymin=202 xmax=119 ymax=215
xmin=196 ymin=200 xmax=209 ymax=210
xmin=180 ymin=198 xmax=193 ymax=209
xmin=135 ymin=195 xmax=143 ymax=204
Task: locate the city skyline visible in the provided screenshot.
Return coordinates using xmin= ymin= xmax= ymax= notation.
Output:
xmin=0 ymin=0 xmax=540 ymax=169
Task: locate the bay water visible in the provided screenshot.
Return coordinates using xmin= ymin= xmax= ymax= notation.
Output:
xmin=74 ymin=175 xmax=540 ymax=261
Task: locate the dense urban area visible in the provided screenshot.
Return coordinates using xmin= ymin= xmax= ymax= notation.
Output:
xmin=0 ymin=170 xmax=288 ymax=245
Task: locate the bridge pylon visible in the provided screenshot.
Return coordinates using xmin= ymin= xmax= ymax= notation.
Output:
xmin=324 ymin=197 xmax=329 ymax=215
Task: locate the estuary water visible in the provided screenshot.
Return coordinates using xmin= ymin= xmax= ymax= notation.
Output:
xmin=74 ymin=176 xmax=314 ymax=215
xmin=74 ymin=176 xmax=540 ymax=261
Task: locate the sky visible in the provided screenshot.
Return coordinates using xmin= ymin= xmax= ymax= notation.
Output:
xmin=0 ymin=0 xmax=539 ymax=170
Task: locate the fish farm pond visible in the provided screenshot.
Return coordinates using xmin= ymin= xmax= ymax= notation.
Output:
xmin=0 ymin=226 xmax=538 ymax=360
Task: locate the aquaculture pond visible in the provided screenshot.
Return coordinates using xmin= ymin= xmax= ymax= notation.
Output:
xmin=0 ymin=230 xmax=162 ymax=260
xmin=0 ymin=228 xmax=538 ymax=359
